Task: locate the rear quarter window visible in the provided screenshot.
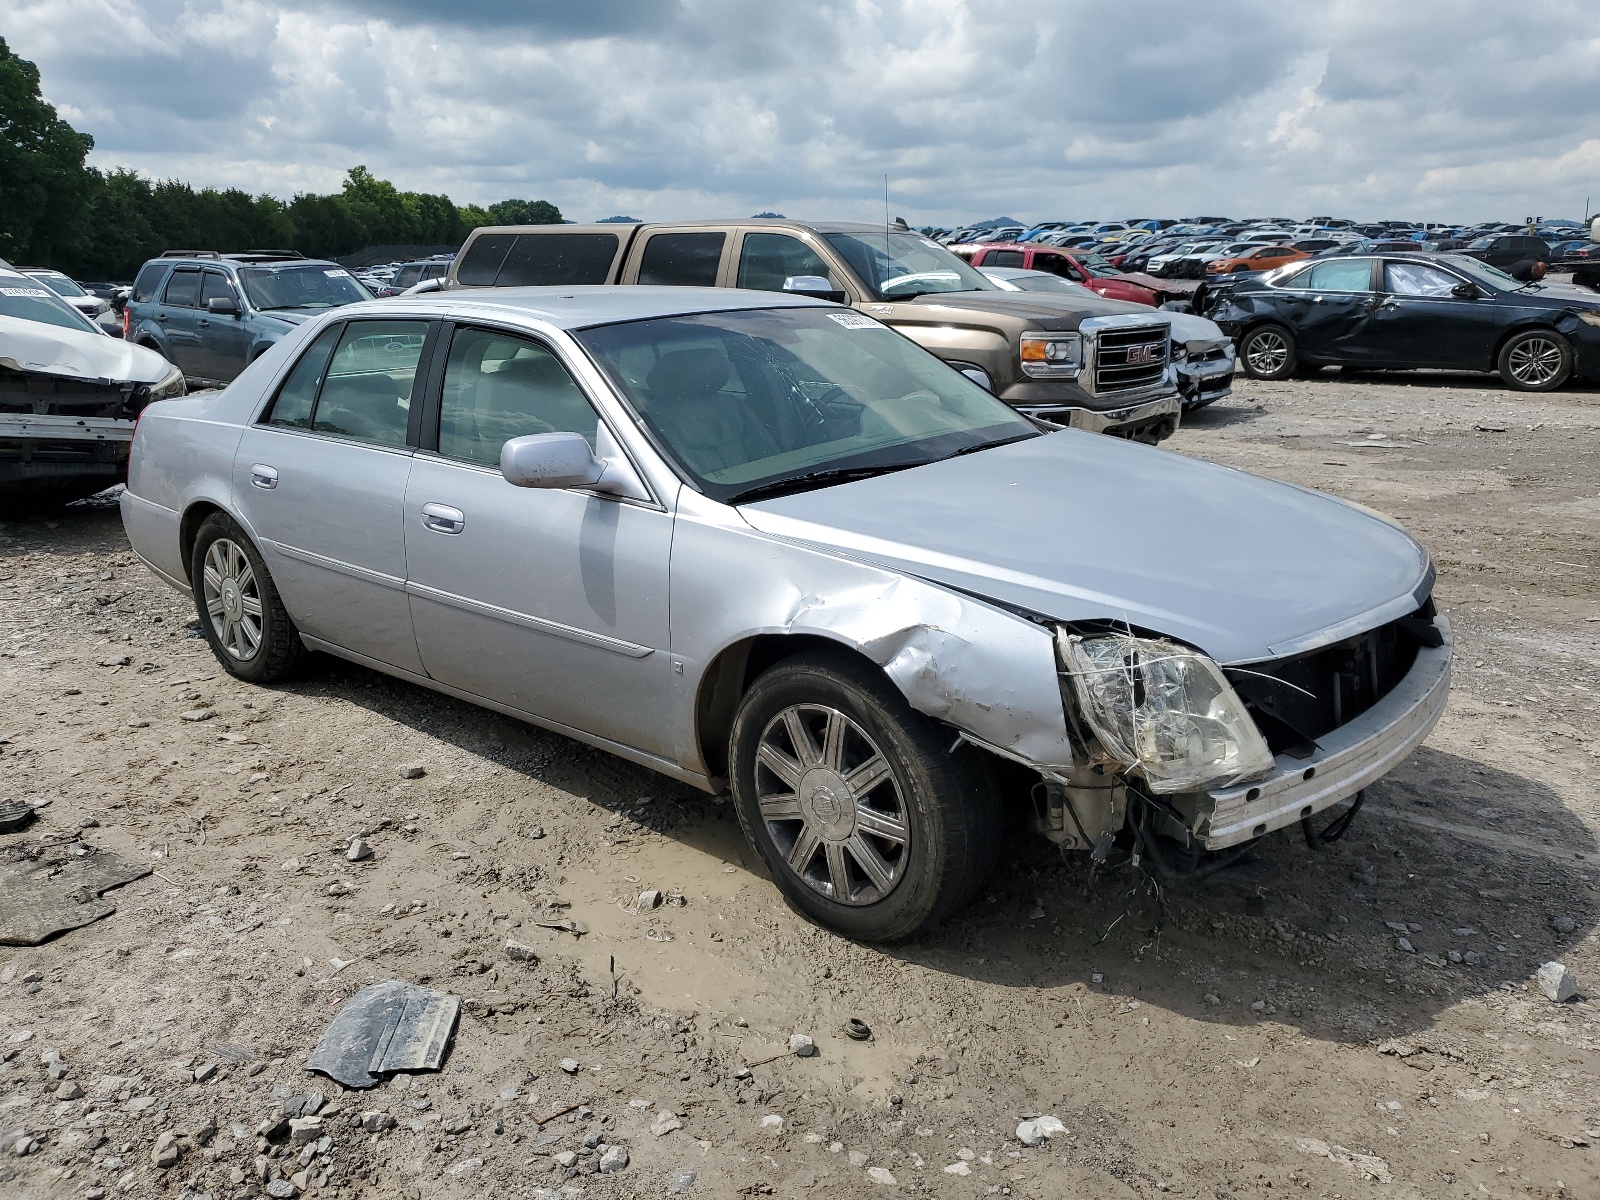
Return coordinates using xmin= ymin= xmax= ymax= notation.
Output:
xmin=495 ymin=233 xmax=621 ymax=286
xmin=132 ymin=263 xmax=168 ymax=303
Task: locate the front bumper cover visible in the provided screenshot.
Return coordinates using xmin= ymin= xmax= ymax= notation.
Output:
xmin=1195 ymin=615 xmax=1452 ymax=849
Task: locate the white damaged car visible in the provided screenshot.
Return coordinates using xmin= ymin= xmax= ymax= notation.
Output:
xmin=2 ymin=261 xmax=184 ymax=507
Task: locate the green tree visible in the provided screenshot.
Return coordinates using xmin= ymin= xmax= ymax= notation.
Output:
xmin=0 ymin=36 xmax=95 ymax=264
xmin=486 ymin=198 xmax=563 ymax=226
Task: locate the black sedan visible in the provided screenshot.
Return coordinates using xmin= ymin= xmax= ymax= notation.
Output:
xmin=1207 ymin=253 xmax=1600 ymax=391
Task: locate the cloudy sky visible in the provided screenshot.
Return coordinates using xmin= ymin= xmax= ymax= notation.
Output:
xmin=8 ymin=0 xmax=1600 ymax=225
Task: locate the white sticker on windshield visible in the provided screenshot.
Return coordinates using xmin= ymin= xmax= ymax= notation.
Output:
xmin=827 ymin=312 xmax=882 ymax=330
xmin=324 ymin=269 xmax=350 ymax=277
xmin=0 ymin=287 xmax=51 ymax=298
xmin=921 ymin=238 xmax=942 ymax=249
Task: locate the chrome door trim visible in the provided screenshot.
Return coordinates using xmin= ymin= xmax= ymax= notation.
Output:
xmin=261 ymin=538 xmax=408 ymax=592
xmin=404 ymin=579 xmax=656 ymax=658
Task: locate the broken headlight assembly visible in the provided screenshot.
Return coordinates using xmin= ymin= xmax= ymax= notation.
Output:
xmin=148 ymin=363 xmax=186 ymax=402
xmin=1058 ymin=631 xmax=1275 ymax=794
xmin=1574 ymin=309 xmax=1600 ymax=327
xmin=1019 ymin=332 xmax=1081 ymax=379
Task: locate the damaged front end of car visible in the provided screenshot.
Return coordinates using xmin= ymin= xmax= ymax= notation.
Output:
xmin=1 ymin=346 xmax=185 ymax=507
xmin=1026 ymin=598 xmax=1451 ymax=878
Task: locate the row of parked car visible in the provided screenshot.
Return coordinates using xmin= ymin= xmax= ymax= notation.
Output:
xmin=937 ymin=216 xmax=1600 ymax=283
xmin=7 ymin=210 xmax=1600 ymax=507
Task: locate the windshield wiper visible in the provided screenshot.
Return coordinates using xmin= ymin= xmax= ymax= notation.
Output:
xmin=728 ymin=460 xmax=926 ymax=504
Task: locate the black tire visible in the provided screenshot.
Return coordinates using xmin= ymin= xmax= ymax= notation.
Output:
xmin=189 ymin=513 xmax=304 ymax=683
xmin=1497 ymin=328 xmax=1572 ymax=391
xmin=1239 ymin=324 xmax=1298 ymax=380
xmin=729 ymin=650 xmax=1000 ymax=941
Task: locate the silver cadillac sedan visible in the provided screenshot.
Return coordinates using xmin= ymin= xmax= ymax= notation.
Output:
xmin=121 ymin=287 xmax=1451 ymax=940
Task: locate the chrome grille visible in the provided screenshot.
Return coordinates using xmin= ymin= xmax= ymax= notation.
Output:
xmin=1093 ymin=325 xmax=1169 ymax=393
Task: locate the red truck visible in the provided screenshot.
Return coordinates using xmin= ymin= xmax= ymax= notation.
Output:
xmin=955 ymin=242 xmax=1163 ymax=306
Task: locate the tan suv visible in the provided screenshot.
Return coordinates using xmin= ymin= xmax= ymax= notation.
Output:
xmin=443 ymin=220 xmax=1181 ymax=441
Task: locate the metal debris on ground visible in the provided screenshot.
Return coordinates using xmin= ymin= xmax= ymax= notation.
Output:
xmin=304 ymin=979 xmax=460 ymax=1089
xmin=0 ymin=847 xmax=151 ymax=945
xmin=844 ymin=1018 xmax=872 ymax=1041
xmin=0 ymin=799 xmax=37 ymax=834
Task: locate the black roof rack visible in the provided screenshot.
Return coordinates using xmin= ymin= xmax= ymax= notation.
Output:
xmin=160 ymin=250 xmax=222 ymax=259
xmin=224 ymin=250 xmax=307 ymax=262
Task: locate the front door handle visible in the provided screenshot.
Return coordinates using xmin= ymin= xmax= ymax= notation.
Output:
xmin=420 ymin=503 xmax=466 ymax=534
xmin=250 ymin=464 xmax=278 ymax=490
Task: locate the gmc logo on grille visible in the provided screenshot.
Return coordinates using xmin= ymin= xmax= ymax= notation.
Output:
xmin=1125 ymin=344 xmax=1162 ymax=364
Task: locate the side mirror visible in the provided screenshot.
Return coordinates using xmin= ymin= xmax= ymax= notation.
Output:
xmin=500 ymin=429 xmax=651 ymax=501
xmin=1450 ymin=282 xmax=1478 ymax=299
xmin=207 ymin=296 xmax=239 ymax=316
xmin=782 ymin=275 xmax=846 ymax=303
xmin=501 ymin=433 xmax=604 ymax=489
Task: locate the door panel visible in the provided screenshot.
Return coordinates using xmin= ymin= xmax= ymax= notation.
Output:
xmin=404 ymin=458 xmax=675 ymax=755
xmin=233 ymin=426 xmax=422 ymax=672
xmin=1364 ymin=261 xmax=1503 ymax=369
xmin=1275 ymin=258 xmax=1379 ymax=362
xmin=159 ymin=268 xmax=205 ymax=376
xmin=229 ymin=317 xmax=431 ymax=673
xmin=196 ymin=271 xmax=249 ymax=381
xmin=404 ymin=322 xmax=674 ymax=756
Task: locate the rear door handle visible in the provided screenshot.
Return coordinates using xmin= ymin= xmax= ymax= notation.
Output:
xmin=250 ymin=464 xmax=278 ymax=490
xmin=420 ymin=503 xmax=465 ymax=534
xmin=197 ymin=319 xmax=210 ymax=328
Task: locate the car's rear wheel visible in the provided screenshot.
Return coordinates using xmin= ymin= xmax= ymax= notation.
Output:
xmin=1498 ymin=329 xmax=1572 ymax=391
xmin=1239 ymin=324 xmax=1297 ymax=380
xmin=729 ymin=651 xmax=999 ymax=941
xmin=190 ymin=513 xmax=303 ymax=683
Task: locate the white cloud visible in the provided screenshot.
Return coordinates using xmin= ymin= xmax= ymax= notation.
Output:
xmin=6 ymin=0 xmax=1598 ymax=223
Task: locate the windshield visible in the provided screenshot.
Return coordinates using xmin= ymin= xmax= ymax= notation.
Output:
xmin=577 ymin=306 xmax=1038 ymax=503
xmin=29 ymin=272 xmax=87 ymax=297
xmin=823 ymin=232 xmax=995 ymax=300
xmin=1439 ymin=255 xmax=1521 ymax=291
xmin=0 ymin=277 xmax=99 ymax=332
xmin=239 ymin=265 xmax=371 ymax=312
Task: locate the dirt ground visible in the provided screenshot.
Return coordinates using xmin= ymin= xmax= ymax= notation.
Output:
xmin=2 ymin=365 xmax=1599 ymax=1200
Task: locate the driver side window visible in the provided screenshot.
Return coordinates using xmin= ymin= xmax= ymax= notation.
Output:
xmin=1383 ymin=263 xmax=1459 ymax=297
xmin=437 ymin=328 xmax=599 ymax=467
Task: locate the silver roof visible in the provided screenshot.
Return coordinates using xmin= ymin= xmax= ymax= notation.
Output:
xmin=357 ymin=284 xmax=831 ymax=331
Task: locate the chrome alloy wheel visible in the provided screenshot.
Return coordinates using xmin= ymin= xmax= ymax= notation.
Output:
xmin=755 ymin=704 xmax=910 ymax=906
xmin=202 ymin=538 xmax=263 ymax=661
xmin=1244 ymin=329 xmax=1289 ymax=375
xmin=1506 ymin=335 xmax=1564 ymax=387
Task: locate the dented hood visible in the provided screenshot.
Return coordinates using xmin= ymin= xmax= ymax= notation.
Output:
xmin=739 ymin=431 xmax=1432 ymax=665
xmin=0 ymin=314 xmax=173 ymax=385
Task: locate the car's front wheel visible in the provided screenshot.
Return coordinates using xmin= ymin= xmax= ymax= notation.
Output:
xmin=1239 ymin=324 xmax=1298 ymax=379
xmin=1498 ymin=329 xmax=1572 ymax=391
xmin=729 ymin=651 xmax=999 ymax=941
xmin=190 ymin=513 xmax=304 ymax=683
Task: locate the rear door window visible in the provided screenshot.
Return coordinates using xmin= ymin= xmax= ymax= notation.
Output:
xmin=736 ymin=233 xmax=834 ymax=292
xmin=262 ymin=325 xmax=342 ymax=429
xmin=310 ymin=320 xmax=428 ymax=447
xmin=1304 ymin=259 xmax=1374 ymax=292
xmin=162 ymin=269 xmax=202 ymax=307
xmin=493 ymin=233 xmax=621 ymax=286
xmin=637 ymin=232 xmax=725 ymax=286
xmin=986 ymin=249 xmax=1026 ymax=267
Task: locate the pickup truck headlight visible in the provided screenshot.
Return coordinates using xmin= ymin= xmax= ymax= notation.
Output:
xmin=1019 ymin=332 xmax=1081 ymax=379
xmin=1059 ymin=632 xmax=1276 ymax=794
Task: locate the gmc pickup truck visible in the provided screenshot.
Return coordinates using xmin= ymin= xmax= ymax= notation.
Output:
xmin=440 ymin=220 xmax=1181 ymax=441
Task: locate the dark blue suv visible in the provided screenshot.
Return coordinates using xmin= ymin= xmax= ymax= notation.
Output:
xmin=125 ymin=251 xmax=372 ymax=386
